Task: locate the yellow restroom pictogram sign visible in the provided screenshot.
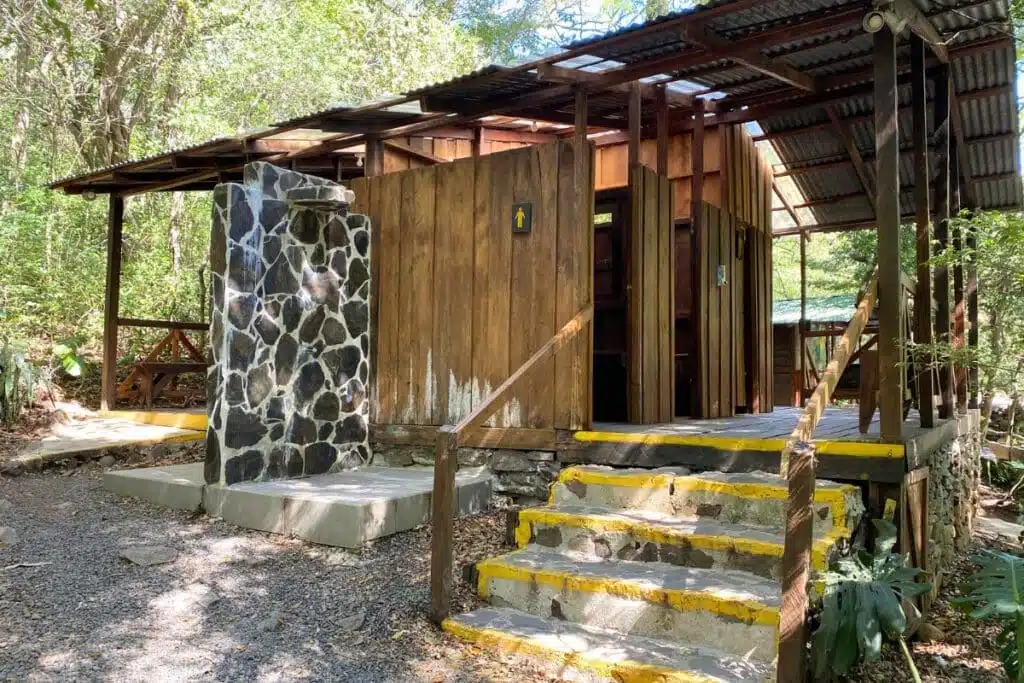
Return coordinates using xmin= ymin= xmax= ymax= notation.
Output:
xmin=511 ymin=201 xmax=533 ymax=233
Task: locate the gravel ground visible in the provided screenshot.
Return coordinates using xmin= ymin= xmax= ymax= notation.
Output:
xmin=0 ymin=464 xmax=563 ymax=683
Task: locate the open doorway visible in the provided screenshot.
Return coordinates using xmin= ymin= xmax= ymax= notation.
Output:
xmin=592 ymin=189 xmax=629 ymax=422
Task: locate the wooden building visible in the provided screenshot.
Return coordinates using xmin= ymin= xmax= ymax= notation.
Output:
xmin=49 ymin=0 xmax=1021 ymax=675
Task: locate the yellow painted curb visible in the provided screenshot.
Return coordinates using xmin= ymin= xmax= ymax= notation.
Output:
xmin=515 ymin=508 xmax=846 ymax=571
xmin=573 ymin=430 xmax=903 ymax=458
xmin=559 ymin=466 xmax=677 ymax=490
xmin=443 ymin=618 xmax=718 ymax=683
xmin=476 ymin=554 xmax=779 ymax=626
xmin=100 ymin=410 xmax=207 ymax=431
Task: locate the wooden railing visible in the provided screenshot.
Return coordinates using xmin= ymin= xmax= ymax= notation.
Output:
xmin=429 ymin=304 xmax=594 ymax=623
xmin=776 ymin=275 xmax=878 ymax=682
xmin=116 ymin=319 xmax=208 ymax=407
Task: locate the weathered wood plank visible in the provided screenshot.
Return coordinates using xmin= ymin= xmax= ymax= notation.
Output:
xmin=400 ymin=166 xmax=437 ymax=424
xmin=472 ymin=149 xmax=511 ymax=426
xmin=374 ymin=173 xmax=403 ymax=423
xmin=432 ymin=158 xmax=476 ymax=423
xmin=776 ymin=441 xmax=815 ymax=681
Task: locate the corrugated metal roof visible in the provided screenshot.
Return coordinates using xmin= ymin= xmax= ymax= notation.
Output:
xmin=49 ymin=0 xmax=1021 ymax=210
xmin=774 ymin=293 xmax=857 ymax=324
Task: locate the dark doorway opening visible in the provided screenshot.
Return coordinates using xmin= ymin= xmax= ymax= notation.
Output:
xmin=592 ymin=189 xmax=629 ymax=422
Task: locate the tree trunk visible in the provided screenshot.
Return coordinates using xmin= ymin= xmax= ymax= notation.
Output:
xmin=981 ymin=391 xmax=996 ymax=442
xmin=169 ymin=191 xmax=184 ymax=275
xmin=1005 ymin=394 xmax=1020 ymax=446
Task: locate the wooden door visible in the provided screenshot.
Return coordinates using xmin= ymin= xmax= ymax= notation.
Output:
xmin=592 ymin=191 xmax=629 ymax=422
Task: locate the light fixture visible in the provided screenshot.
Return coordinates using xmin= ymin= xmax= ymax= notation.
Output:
xmin=862 ymin=10 xmax=886 ymax=33
xmin=82 ymin=190 xmax=97 ymax=201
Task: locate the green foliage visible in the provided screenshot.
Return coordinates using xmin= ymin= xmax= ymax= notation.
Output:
xmin=811 ymin=519 xmax=930 ymax=679
xmin=0 ymin=340 xmax=45 ymax=429
xmin=52 ymin=338 xmax=86 ymax=378
xmin=953 ymin=550 xmax=1024 ymax=682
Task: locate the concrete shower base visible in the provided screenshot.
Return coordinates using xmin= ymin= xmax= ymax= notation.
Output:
xmin=104 ymin=464 xmax=492 ymax=547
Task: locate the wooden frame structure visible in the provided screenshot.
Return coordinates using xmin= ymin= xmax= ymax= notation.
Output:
xmin=51 ymin=1 xmax=1020 ymax=677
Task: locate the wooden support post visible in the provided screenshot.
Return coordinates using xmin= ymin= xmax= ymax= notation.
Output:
xmin=776 ymin=441 xmax=816 ymax=682
xmin=656 ymin=85 xmax=669 ymax=176
xmin=799 ymin=233 xmax=808 ymax=407
xmin=429 ymin=426 xmax=458 ymax=623
xmin=691 ymin=99 xmax=705 ymax=417
xmin=967 ymin=218 xmax=979 ymax=409
xmin=101 ymin=195 xmax=125 ymax=411
xmin=628 ymin=81 xmax=642 ymax=170
xmin=471 ymin=127 xmax=484 ymax=157
xmin=911 ymin=35 xmax=935 ymax=428
xmin=874 ymin=27 xmax=903 ymax=442
xmin=933 ymin=63 xmax=954 ymax=419
xmin=364 ymin=136 xmax=384 ymax=177
xmin=575 ymin=85 xmax=592 ymax=428
xmin=952 ymin=146 xmax=967 ymax=414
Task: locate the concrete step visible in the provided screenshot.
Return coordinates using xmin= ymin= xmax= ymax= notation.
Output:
xmin=550 ymin=466 xmax=863 ymax=536
xmin=474 ymin=547 xmax=780 ymax=662
xmin=514 ymin=504 xmax=846 ymax=580
xmin=443 ymin=606 xmax=773 ymax=682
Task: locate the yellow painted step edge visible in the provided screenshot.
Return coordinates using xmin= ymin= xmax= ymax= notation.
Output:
xmin=443 ymin=617 xmax=720 ymax=683
xmin=99 ymin=409 xmax=207 ymax=432
xmin=573 ymin=430 xmax=904 ymax=458
xmin=515 ymin=508 xmax=848 ymax=571
xmin=556 ymin=466 xmax=860 ymax=528
xmin=476 ymin=554 xmax=779 ymax=626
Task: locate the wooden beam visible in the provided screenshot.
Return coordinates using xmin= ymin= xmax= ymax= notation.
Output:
xmin=776 ymin=441 xmax=815 ymax=681
xmin=574 ymin=85 xmax=592 ymax=429
xmin=775 ymin=181 xmax=801 ymax=227
xmin=628 ymin=82 xmax=642 ymax=169
xmin=952 ymin=147 xmax=967 ymax=414
xmin=826 ymin=105 xmax=876 ymax=209
xmin=691 ymin=99 xmax=705 ymax=417
xmin=365 ymin=136 xmax=385 ymax=176
xmin=966 ymin=218 xmax=979 ymax=409
xmin=537 ymin=65 xmax=694 ymax=107
xmin=101 ymin=195 xmax=124 ymax=411
xmin=950 ymin=91 xmax=977 ymax=207
xmin=933 ymin=63 xmax=954 ymax=420
xmin=656 ymin=86 xmax=669 ymax=176
xmin=471 ymin=127 xmax=483 ymax=157
xmin=911 ymin=34 xmax=935 ymax=428
xmin=680 ymin=22 xmax=819 ymax=92
xmin=887 ymin=0 xmax=949 ymax=63
xmin=383 ymin=139 xmax=443 ymax=166
xmin=875 ymin=27 xmax=903 ymax=442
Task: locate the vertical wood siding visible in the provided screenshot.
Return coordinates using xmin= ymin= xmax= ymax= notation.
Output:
xmin=352 ymin=141 xmax=593 ymax=430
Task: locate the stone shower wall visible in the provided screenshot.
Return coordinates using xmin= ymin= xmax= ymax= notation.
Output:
xmin=205 ymin=162 xmax=371 ymax=485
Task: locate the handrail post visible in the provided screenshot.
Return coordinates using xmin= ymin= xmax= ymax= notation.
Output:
xmin=429 ymin=425 xmax=459 ymax=623
xmin=776 ymin=440 xmax=816 ymax=683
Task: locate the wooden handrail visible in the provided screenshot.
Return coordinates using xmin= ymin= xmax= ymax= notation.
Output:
xmin=118 ymin=317 xmax=207 ymax=331
xmin=429 ymin=303 xmax=594 ymax=623
xmin=776 ymin=276 xmax=878 ymax=681
xmin=780 ymin=276 xmax=879 ymax=477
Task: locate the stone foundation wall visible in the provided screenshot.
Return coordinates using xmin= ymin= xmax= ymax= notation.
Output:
xmin=206 ymin=162 xmax=371 ymax=485
xmin=924 ymin=412 xmax=982 ymax=574
xmin=372 ymin=443 xmax=560 ymax=504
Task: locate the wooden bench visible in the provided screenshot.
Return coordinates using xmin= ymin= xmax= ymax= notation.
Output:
xmin=134 ymin=361 xmax=207 ymax=409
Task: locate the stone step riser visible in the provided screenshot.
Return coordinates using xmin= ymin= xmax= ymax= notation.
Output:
xmin=478 ymin=571 xmax=778 ymax=663
xmin=551 ymin=469 xmax=864 ymax=537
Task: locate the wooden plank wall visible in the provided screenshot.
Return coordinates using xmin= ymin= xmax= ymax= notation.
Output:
xmin=628 ymin=165 xmax=675 ymax=424
xmin=351 ymin=140 xmax=593 ymax=430
xmin=596 ymin=130 xmax=721 ymax=217
xmin=382 ymin=136 xmax=529 ymax=174
xmin=724 ymin=124 xmax=774 ymax=415
xmin=696 ymin=203 xmax=737 ymax=418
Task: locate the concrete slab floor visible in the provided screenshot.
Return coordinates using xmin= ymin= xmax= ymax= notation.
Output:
xmin=105 ymin=464 xmax=493 ymax=548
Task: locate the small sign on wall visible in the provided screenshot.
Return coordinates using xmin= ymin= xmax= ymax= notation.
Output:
xmin=512 ymin=201 xmax=533 ymax=233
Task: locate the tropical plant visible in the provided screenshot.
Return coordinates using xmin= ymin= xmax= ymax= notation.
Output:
xmin=0 ymin=340 xmax=44 ymax=429
xmin=52 ymin=338 xmax=86 ymax=378
xmin=953 ymin=549 xmax=1024 ymax=682
xmin=811 ymin=519 xmax=930 ymax=681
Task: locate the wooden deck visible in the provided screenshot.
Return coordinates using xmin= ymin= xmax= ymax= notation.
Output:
xmin=592 ymin=406 xmax=934 ymax=443
xmin=569 ymin=406 xmax=965 ymax=483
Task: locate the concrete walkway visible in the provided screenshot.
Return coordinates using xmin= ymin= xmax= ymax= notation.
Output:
xmin=1 ymin=410 xmax=203 ymax=475
xmin=105 ymin=464 xmax=493 ymax=548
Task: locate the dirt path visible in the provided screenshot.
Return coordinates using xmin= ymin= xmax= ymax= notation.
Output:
xmin=0 ymin=465 xmax=564 ymax=682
